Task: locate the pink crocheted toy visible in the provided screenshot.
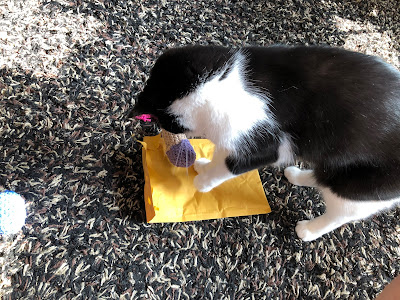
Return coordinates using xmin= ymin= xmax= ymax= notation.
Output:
xmin=136 ymin=114 xmax=196 ymax=167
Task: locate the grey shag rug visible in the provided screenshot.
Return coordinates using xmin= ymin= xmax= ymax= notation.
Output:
xmin=1 ymin=0 xmax=399 ymax=299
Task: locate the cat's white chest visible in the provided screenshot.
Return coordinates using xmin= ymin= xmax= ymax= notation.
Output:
xmin=169 ymin=52 xmax=276 ymax=151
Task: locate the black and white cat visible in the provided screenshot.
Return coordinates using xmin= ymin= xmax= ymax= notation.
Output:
xmin=133 ymin=45 xmax=400 ymax=241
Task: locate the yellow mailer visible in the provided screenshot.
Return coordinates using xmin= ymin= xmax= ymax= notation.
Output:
xmin=141 ymin=134 xmax=271 ymax=223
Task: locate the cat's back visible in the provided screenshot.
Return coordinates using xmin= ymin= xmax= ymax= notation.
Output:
xmin=244 ymin=45 xmax=400 ymax=162
xmin=245 ymin=45 xmax=400 ymax=88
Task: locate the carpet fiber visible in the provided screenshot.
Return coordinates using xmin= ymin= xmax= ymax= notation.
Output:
xmin=1 ymin=0 xmax=399 ymax=299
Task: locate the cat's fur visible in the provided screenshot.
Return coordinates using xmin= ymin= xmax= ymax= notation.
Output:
xmin=133 ymin=45 xmax=400 ymax=241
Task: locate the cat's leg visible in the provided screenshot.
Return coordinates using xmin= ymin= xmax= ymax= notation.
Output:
xmin=193 ymin=148 xmax=236 ymax=193
xmin=194 ymin=144 xmax=278 ymax=192
xmin=284 ymin=167 xmax=347 ymax=240
xmin=194 ymin=137 xmax=283 ymax=192
xmin=295 ymin=188 xmax=398 ymax=241
xmin=295 ymin=188 xmax=354 ymax=241
xmin=284 ymin=166 xmax=318 ymax=187
xmin=284 ymin=167 xmax=400 ymax=241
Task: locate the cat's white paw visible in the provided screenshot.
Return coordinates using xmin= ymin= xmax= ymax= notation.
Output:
xmin=194 ymin=158 xmax=211 ymax=174
xmin=295 ymin=220 xmax=320 ymax=242
xmin=194 ymin=174 xmax=214 ymax=193
xmin=284 ymin=166 xmax=317 ymax=187
xmin=284 ymin=166 xmax=302 ymax=185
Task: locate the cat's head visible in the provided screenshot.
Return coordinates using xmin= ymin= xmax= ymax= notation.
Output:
xmin=131 ymin=45 xmax=232 ymax=133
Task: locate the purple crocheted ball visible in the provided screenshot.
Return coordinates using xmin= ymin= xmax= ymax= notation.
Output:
xmin=166 ymin=139 xmax=196 ymax=167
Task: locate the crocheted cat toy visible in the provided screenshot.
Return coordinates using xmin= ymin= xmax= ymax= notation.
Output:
xmin=136 ymin=114 xmax=196 ymax=167
xmin=0 ymin=190 xmax=26 ymax=235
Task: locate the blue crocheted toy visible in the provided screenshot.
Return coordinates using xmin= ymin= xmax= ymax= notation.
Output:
xmin=0 ymin=191 xmax=26 ymax=235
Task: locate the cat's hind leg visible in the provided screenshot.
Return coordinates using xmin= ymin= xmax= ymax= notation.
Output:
xmin=284 ymin=166 xmax=399 ymax=241
xmin=295 ymin=189 xmax=399 ymax=241
xmin=284 ymin=166 xmax=318 ymax=187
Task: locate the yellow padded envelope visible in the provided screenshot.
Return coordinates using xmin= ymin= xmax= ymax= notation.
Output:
xmin=141 ymin=134 xmax=271 ymax=223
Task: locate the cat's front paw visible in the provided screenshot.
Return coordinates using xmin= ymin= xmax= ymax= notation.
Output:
xmin=194 ymin=174 xmax=215 ymax=193
xmin=295 ymin=220 xmax=320 ymax=242
xmin=194 ymin=158 xmax=211 ymax=174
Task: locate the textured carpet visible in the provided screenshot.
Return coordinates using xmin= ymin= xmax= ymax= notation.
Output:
xmin=1 ymin=0 xmax=399 ymax=299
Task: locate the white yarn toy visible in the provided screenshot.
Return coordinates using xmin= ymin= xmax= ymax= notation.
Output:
xmin=0 ymin=191 xmax=26 ymax=235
